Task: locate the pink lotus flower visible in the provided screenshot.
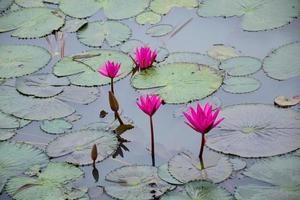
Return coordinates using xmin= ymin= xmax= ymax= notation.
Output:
xmin=183 ymin=103 xmax=224 ymax=169
xmin=137 ymin=95 xmax=162 ymax=117
xmin=98 ymin=61 xmax=121 ymax=79
xmin=134 ymin=47 xmax=157 ymax=70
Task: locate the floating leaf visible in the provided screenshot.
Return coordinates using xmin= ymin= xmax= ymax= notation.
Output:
xmin=0 ymin=142 xmax=48 ymax=193
xmin=161 ymin=52 xmax=219 ymax=69
xmin=207 ymin=44 xmax=239 ymax=61
xmin=56 ymin=86 xmax=100 ymax=104
xmin=219 ymin=56 xmax=261 ymax=76
xmin=0 ymin=7 xmax=64 ymax=38
xmin=156 ymin=47 xmax=169 ymax=62
xmin=131 ymin=63 xmax=223 ymax=104
xmin=15 ymin=0 xmax=44 ymax=7
xmin=161 ymin=181 xmax=234 ymax=200
xmin=229 ymin=158 xmax=246 ymax=171
xmin=119 ymin=39 xmax=145 ymax=54
xmin=146 ymin=24 xmax=173 ymax=37
xmin=47 ymin=128 xmax=118 ymax=165
xmin=136 ymin=11 xmax=161 ymax=25
xmin=61 ymin=18 xmax=88 ymax=33
xmin=150 ymin=0 xmax=198 ymax=15
xmin=235 ymin=157 xmax=300 ymax=200
xmin=77 ymin=21 xmax=131 ymax=47
xmin=0 ymin=111 xmax=31 ymax=129
xmin=59 ymin=0 xmax=99 ymax=18
xmin=16 ymin=74 xmax=70 ymax=98
xmin=6 ymin=162 xmax=85 ymax=200
xmin=40 ymin=119 xmax=72 ymax=134
xmin=105 ymin=165 xmax=173 ymax=200
xmin=263 ymin=42 xmax=300 ymax=80
xmin=168 ymin=151 xmax=233 ymax=183
xmin=206 ymin=104 xmax=300 ymax=157
xmin=274 ymin=95 xmax=300 ymax=108
xmin=64 ymin=113 xmax=82 ymax=123
xmin=0 ymin=129 xmax=16 ymax=141
xmin=198 ymin=0 xmax=300 ymax=31
xmin=0 ymin=45 xmax=51 ymax=79
xmin=0 ymin=86 xmax=75 ymax=121
xmin=53 ymin=49 xmax=133 ymax=86
xmin=223 ymin=77 xmax=261 ymax=94
xmin=0 ymin=0 xmax=13 ymax=13
xmin=158 ymin=164 xmax=183 ymax=185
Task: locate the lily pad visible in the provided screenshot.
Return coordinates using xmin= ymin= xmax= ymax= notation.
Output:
xmin=53 ymin=49 xmax=134 ymax=86
xmin=235 ymin=157 xmax=300 ymax=200
xmin=229 ymin=158 xmax=247 ymax=171
xmin=61 ymin=19 xmax=88 ymax=33
xmin=168 ymin=151 xmax=233 ymax=183
xmin=161 ymin=52 xmax=219 ymax=69
xmin=263 ymin=42 xmax=300 ymax=80
xmin=0 ymin=129 xmax=16 ymax=141
xmin=0 ymin=45 xmax=51 ymax=79
xmin=0 ymin=0 xmax=14 ymax=13
xmin=56 ymin=86 xmax=100 ymax=104
xmin=150 ymin=0 xmax=198 ymax=15
xmin=0 ymin=7 xmax=65 ymax=38
xmin=207 ymin=44 xmax=240 ymax=61
xmin=15 ymin=0 xmax=45 ymax=8
xmin=136 ymin=11 xmax=161 ymax=25
xmin=0 ymin=141 xmax=48 ymax=193
xmin=219 ymin=56 xmax=261 ymax=76
xmin=146 ymin=24 xmax=173 ymax=37
xmin=6 ymin=162 xmax=85 ymax=200
xmin=0 ymin=111 xmax=31 ymax=129
xmin=156 ymin=47 xmax=169 ymax=62
xmin=119 ymin=39 xmax=145 ymax=54
xmin=59 ymin=0 xmax=99 ymax=18
xmin=40 ymin=119 xmax=72 ymax=134
xmin=131 ymin=63 xmax=224 ymax=104
xmin=158 ymin=164 xmax=183 ymax=185
xmin=206 ymin=104 xmax=300 ymax=157
xmin=161 ymin=181 xmax=234 ymax=200
xmin=16 ymin=74 xmax=70 ymax=98
xmin=223 ymin=77 xmax=261 ymax=94
xmin=198 ymin=0 xmax=300 ymax=31
xmin=0 ymin=86 xmax=75 ymax=121
xmin=274 ymin=95 xmax=300 ymax=108
xmin=77 ymin=21 xmax=131 ymax=47
xmin=46 ymin=128 xmax=118 ymax=165
xmin=105 ymin=165 xmax=173 ymax=200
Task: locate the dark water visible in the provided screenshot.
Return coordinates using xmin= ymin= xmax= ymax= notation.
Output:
xmin=1 ymin=7 xmax=300 ymax=200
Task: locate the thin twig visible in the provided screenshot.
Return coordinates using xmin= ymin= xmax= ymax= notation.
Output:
xmin=169 ymin=17 xmax=193 ymax=38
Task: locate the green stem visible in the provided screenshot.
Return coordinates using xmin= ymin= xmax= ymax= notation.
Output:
xmin=110 ymin=78 xmax=114 ymax=94
xmin=150 ymin=116 xmax=155 ymax=167
xmin=199 ymin=134 xmax=205 ymax=170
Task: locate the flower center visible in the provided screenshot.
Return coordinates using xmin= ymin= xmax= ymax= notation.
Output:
xmin=241 ymin=127 xmax=256 ymax=134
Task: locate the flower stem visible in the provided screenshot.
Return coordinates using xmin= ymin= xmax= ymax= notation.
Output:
xmin=150 ymin=116 xmax=155 ymax=167
xmin=115 ymin=111 xmax=124 ymax=125
xmin=199 ymin=134 xmax=205 ymax=170
xmin=110 ymin=78 xmax=114 ymax=94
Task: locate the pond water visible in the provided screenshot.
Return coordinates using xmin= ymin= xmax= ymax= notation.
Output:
xmin=0 ymin=2 xmax=300 ymax=200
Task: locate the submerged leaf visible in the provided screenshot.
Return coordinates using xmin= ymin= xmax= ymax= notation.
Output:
xmin=150 ymin=0 xmax=198 ymax=15
xmin=146 ymin=24 xmax=173 ymax=37
xmin=56 ymin=86 xmax=100 ymax=104
xmin=0 ymin=0 xmax=14 ymax=13
xmin=0 ymin=129 xmax=17 ymax=141
xmin=40 ymin=119 xmax=72 ymax=134
xmin=206 ymin=104 xmax=300 ymax=157
xmin=0 ymin=111 xmax=31 ymax=129
xmin=223 ymin=77 xmax=261 ymax=94
xmin=136 ymin=11 xmax=161 ymax=25
xmin=207 ymin=44 xmax=239 ymax=61
xmin=61 ymin=18 xmax=88 ymax=33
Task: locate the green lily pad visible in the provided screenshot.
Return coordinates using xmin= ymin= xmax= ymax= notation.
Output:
xmin=207 ymin=44 xmax=240 ymax=61
xmin=263 ymin=42 xmax=300 ymax=80
xmin=150 ymin=0 xmax=198 ymax=15
xmin=161 ymin=181 xmax=234 ymax=200
xmin=0 ymin=129 xmax=16 ymax=141
xmin=16 ymin=74 xmax=70 ymax=98
xmin=293 ymin=149 xmax=300 ymax=156
xmin=0 ymin=45 xmax=51 ymax=79
xmin=105 ymin=165 xmax=173 ymax=200
xmin=0 ymin=7 xmax=65 ymax=38
xmin=219 ymin=56 xmax=261 ymax=76
xmin=158 ymin=164 xmax=183 ymax=185
xmin=40 ymin=119 xmax=72 ymax=135
xmin=223 ymin=77 xmax=261 ymax=94
xmin=0 ymin=141 xmax=48 ymax=193
xmin=15 ymin=0 xmax=45 ymax=7
xmin=61 ymin=18 xmax=88 ymax=33
xmin=235 ymin=157 xmax=300 ymax=200
xmin=46 ymin=128 xmax=118 ymax=165
xmin=0 ymin=86 xmax=75 ymax=121
xmin=160 ymin=52 xmax=219 ymax=69
xmin=119 ymin=39 xmax=145 ymax=54
xmin=59 ymin=0 xmax=99 ymax=18
xmin=53 ymin=49 xmax=133 ymax=86
xmin=77 ymin=21 xmax=131 ymax=47
xmin=156 ymin=47 xmax=169 ymax=62
xmin=6 ymin=162 xmax=86 ymax=200
xmin=136 ymin=11 xmax=161 ymax=25
xmin=206 ymin=104 xmax=300 ymax=157
xmin=131 ymin=63 xmax=224 ymax=104
xmin=0 ymin=111 xmax=31 ymax=129
xmin=146 ymin=24 xmax=173 ymax=37
xmin=229 ymin=158 xmax=247 ymax=171
xmin=168 ymin=151 xmax=233 ymax=183
xmin=56 ymin=86 xmax=100 ymax=105
xmin=0 ymin=0 xmax=14 ymax=13
xmin=197 ymin=0 xmax=300 ymax=31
